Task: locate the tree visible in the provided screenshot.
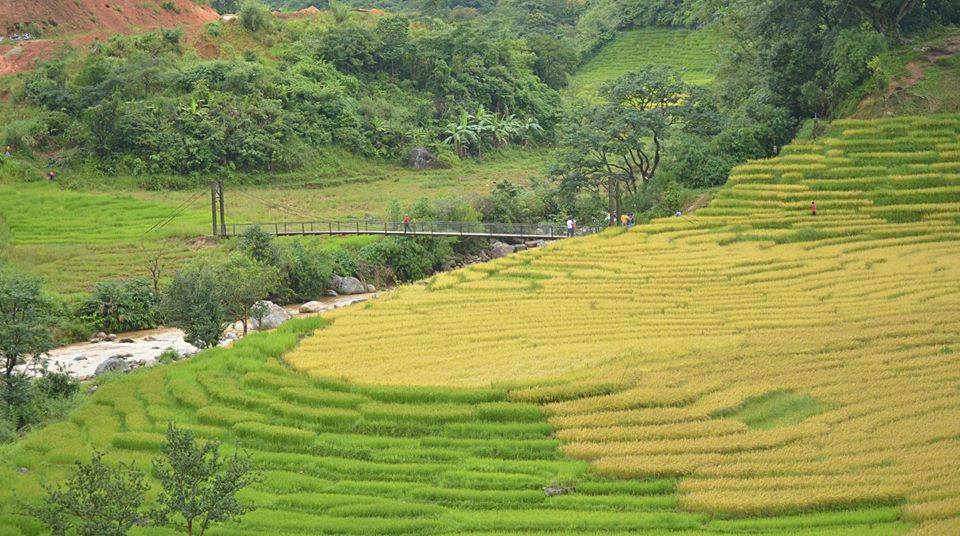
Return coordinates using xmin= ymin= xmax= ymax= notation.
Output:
xmin=220 ymin=253 xmax=279 ymax=336
xmin=153 ymin=424 xmax=259 ymax=536
xmin=161 ymin=260 xmax=229 ymax=350
xmin=846 ymin=0 xmax=919 ymax=42
xmin=0 ymin=271 xmax=52 ymax=379
xmin=237 ymin=225 xmax=279 ymax=265
xmin=554 ymin=67 xmax=690 ymax=218
xmin=33 ymin=452 xmax=148 ymax=536
xmin=238 ymin=1 xmax=271 ymax=33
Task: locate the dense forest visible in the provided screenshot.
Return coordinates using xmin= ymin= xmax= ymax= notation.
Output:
xmin=7 ymin=0 xmax=960 ymax=222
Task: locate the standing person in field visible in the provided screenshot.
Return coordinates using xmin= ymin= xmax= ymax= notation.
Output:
xmin=403 ymin=213 xmax=411 ymax=233
xmin=811 ymin=201 xmax=817 ymax=216
xmin=566 ymin=217 xmax=574 ymax=237
xmin=620 ymin=213 xmax=630 ymax=227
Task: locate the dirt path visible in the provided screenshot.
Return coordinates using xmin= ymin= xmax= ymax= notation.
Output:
xmin=885 ymin=35 xmax=960 ymax=98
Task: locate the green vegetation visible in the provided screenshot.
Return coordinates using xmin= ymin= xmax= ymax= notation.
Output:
xmin=569 ymin=27 xmax=720 ymax=97
xmin=0 ymin=317 xmax=911 ymax=534
xmin=720 ymin=391 xmax=832 ymax=430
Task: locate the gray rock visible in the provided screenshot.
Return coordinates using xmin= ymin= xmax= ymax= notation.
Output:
xmin=366 ymin=284 xmax=376 ymax=293
xmin=490 ymin=241 xmax=515 ymax=258
xmin=331 ymin=275 xmax=367 ymax=295
xmin=105 ymin=334 xmax=117 ymax=342
xmin=513 ymin=244 xmax=528 ymax=252
xmin=323 ymin=289 xmax=339 ymax=297
xmin=95 ymin=357 xmax=130 ymax=376
xmin=73 ymin=356 xmax=87 ymax=361
xmin=17 ymin=467 xmax=28 ymax=475
xmin=440 ymin=260 xmax=455 ymax=271
xmin=543 ymin=485 xmax=575 ymax=497
xmin=110 ymin=353 xmax=134 ymax=359
xmin=250 ymin=301 xmax=292 ymax=331
xmin=406 ymin=147 xmax=449 ymax=170
xmin=118 ymin=338 xmax=135 ymax=344
xmin=525 ymin=240 xmax=547 ymax=248
xmin=299 ymin=301 xmax=325 ymax=314
xmin=224 ymin=333 xmax=239 ymax=341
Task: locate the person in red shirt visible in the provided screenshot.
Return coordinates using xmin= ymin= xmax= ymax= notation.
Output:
xmin=810 ymin=201 xmax=817 ymax=216
xmin=402 ymin=213 xmax=411 ymax=233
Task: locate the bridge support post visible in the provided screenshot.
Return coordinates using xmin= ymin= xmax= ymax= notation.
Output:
xmin=210 ymin=183 xmax=218 ymax=237
xmin=217 ymin=181 xmax=226 ymax=237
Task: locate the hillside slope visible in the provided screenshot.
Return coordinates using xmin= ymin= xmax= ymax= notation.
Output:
xmin=288 ymin=114 xmax=960 ymax=532
xmin=569 ymin=27 xmax=719 ymax=98
xmin=0 ymin=0 xmax=218 ymax=36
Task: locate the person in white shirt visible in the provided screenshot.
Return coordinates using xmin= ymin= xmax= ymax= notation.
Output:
xmin=566 ymin=218 xmax=574 ymax=237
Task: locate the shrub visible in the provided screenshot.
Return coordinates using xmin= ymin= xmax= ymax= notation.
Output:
xmin=80 ymin=277 xmax=161 ymax=333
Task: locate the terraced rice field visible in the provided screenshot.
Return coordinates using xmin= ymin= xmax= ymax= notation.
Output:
xmin=0 ymin=318 xmax=907 ymax=535
xmin=287 ymin=115 xmax=960 ymax=533
xmin=569 ymin=27 xmax=720 ymax=98
xmin=1 ymin=115 xmax=957 ymax=534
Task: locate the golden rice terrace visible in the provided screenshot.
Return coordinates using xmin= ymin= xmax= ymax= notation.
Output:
xmin=288 ymin=115 xmax=960 ymax=533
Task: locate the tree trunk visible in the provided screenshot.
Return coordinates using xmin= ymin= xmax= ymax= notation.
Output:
xmin=242 ymin=317 xmax=248 ymax=336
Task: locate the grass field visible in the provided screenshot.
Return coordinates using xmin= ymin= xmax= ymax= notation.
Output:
xmin=568 ymin=27 xmax=720 ymax=98
xmin=283 ymin=114 xmax=960 ymax=533
xmin=0 ymin=149 xmax=546 ymax=296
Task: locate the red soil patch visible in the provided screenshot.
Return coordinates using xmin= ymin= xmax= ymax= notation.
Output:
xmin=275 ymin=6 xmax=323 ymax=19
xmin=0 ymin=0 xmax=218 ymax=75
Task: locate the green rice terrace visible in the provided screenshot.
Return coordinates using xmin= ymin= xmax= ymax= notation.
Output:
xmin=0 ymin=318 xmax=910 ymax=535
xmin=569 ymin=27 xmax=720 ymax=98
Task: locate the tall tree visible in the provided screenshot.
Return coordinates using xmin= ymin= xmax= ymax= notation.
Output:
xmin=554 ymin=67 xmax=690 ymax=218
xmin=0 ymin=271 xmax=52 ymax=379
xmin=846 ymin=0 xmax=919 ymax=41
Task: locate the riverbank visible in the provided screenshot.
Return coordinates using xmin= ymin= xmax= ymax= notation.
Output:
xmin=43 ymin=293 xmax=376 ymax=380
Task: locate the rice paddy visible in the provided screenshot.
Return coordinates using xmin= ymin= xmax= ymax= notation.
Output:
xmin=569 ymin=27 xmax=720 ymax=98
xmin=285 ymin=114 xmax=960 ymax=532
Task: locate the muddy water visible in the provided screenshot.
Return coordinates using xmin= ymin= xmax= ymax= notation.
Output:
xmin=44 ymin=293 xmax=376 ymax=380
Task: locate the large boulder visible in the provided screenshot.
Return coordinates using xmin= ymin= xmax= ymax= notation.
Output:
xmin=490 ymin=241 xmax=515 ymax=258
xmin=94 ymin=357 xmax=130 ymax=376
xmin=250 ymin=301 xmax=292 ymax=331
xmin=406 ymin=148 xmax=448 ymax=170
xmin=331 ymin=275 xmax=367 ymax=295
xmin=299 ymin=301 xmax=325 ymax=314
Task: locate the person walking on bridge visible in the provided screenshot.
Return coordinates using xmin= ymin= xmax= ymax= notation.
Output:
xmin=403 ymin=213 xmax=412 ymax=233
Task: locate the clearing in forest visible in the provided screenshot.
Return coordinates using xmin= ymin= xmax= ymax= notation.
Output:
xmin=569 ymin=27 xmax=720 ymax=98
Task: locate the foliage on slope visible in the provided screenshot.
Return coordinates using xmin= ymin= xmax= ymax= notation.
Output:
xmin=286 ymin=114 xmax=960 ymax=531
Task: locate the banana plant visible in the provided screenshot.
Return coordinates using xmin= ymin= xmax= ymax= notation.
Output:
xmin=442 ymin=111 xmax=477 ymax=159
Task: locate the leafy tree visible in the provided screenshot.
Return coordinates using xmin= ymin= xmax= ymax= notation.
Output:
xmin=33 ymin=452 xmax=148 ymax=536
xmin=238 ymin=1 xmax=271 ymax=32
xmin=162 ymin=261 xmax=229 ymax=349
xmin=0 ymin=271 xmax=52 ymax=379
xmin=153 ymin=424 xmax=259 ymax=536
xmin=847 ymin=0 xmax=920 ymax=42
xmin=220 ymin=253 xmax=280 ymax=335
xmin=554 ymin=67 xmax=690 ymax=218
xmin=237 ymin=225 xmax=279 ymax=265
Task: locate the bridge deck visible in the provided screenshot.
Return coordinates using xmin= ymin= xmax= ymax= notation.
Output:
xmin=220 ymin=221 xmax=597 ymax=240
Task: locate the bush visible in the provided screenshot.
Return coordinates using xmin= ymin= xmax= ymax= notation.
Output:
xmin=238 ymin=1 xmax=271 ymax=32
xmin=80 ymin=278 xmax=161 ymax=333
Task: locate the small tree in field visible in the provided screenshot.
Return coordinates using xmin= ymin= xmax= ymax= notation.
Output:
xmin=162 ymin=260 xmax=229 ymax=349
xmin=153 ymin=424 xmax=259 ymax=536
xmin=34 ymin=452 xmax=148 ymax=536
xmin=0 ymin=271 xmax=52 ymax=379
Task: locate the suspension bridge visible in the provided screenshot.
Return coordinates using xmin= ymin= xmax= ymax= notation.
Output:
xmin=190 ymin=182 xmax=597 ymax=241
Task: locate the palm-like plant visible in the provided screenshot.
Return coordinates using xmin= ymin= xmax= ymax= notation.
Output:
xmin=443 ymin=111 xmax=477 ymax=159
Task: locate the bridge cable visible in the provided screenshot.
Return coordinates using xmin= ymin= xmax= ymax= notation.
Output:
xmin=143 ymin=190 xmax=206 ymax=236
xmin=230 ymin=188 xmax=315 ymax=222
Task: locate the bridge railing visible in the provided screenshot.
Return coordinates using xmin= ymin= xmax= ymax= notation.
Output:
xmin=224 ymin=220 xmax=600 ymax=239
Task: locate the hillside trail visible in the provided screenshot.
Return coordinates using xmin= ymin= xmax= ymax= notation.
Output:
xmin=40 ymin=293 xmax=375 ymax=380
xmin=0 ymin=0 xmax=218 ymax=76
xmin=884 ymin=35 xmax=960 ymax=98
